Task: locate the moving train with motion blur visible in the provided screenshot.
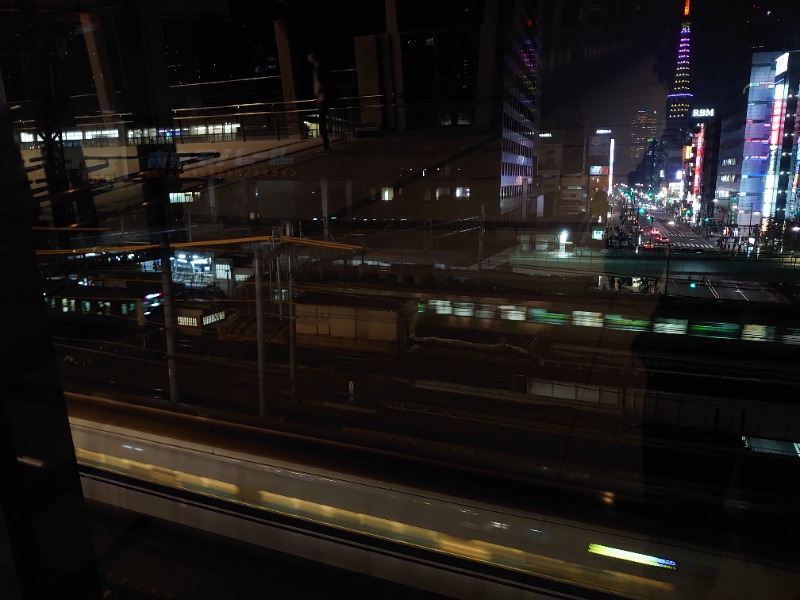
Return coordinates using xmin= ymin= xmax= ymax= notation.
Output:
xmin=413 ymin=289 xmax=800 ymax=353
xmin=71 ymin=412 xmax=800 ymax=600
xmin=250 ymin=283 xmax=800 ymax=371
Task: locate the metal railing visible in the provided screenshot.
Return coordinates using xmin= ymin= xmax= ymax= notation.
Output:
xmin=12 ymin=93 xmax=386 ymax=149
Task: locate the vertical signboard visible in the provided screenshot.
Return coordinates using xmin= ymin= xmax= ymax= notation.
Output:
xmin=693 ymin=124 xmax=704 ymax=196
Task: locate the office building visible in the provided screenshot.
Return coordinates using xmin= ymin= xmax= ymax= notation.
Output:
xmin=630 ymin=109 xmax=659 ymax=164
xmin=737 ymin=52 xmax=783 ymax=234
xmin=763 ymin=51 xmax=800 ymax=223
xmin=351 ymin=0 xmax=543 ymax=221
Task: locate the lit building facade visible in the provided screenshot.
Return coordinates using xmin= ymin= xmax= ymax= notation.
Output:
xmin=715 ymin=70 xmax=749 ymax=234
xmin=738 ymin=52 xmax=782 ymax=229
xmin=687 ymin=112 xmax=720 ymax=227
xmin=537 ymin=107 xmax=588 ymax=216
xmin=763 ymin=51 xmax=800 ymax=222
xmin=587 ymin=129 xmax=614 ymax=196
xmin=635 ymin=137 xmax=666 ymax=193
xmin=630 ymin=109 xmax=659 ymax=163
xmin=355 ymin=0 xmax=543 ymax=221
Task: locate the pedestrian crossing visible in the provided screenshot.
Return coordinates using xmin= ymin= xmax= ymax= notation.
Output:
xmin=670 ymin=241 xmax=716 ymax=249
xmin=664 ymin=236 xmax=716 ymax=250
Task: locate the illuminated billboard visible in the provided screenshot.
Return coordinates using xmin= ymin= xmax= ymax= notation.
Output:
xmin=693 ymin=125 xmax=704 ymax=196
xmin=776 ymin=52 xmax=789 ymax=77
xmin=590 ymin=165 xmax=609 ymax=175
xmin=764 ymin=82 xmax=788 ymax=216
xmin=588 ymin=133 xmax=611 ymax=156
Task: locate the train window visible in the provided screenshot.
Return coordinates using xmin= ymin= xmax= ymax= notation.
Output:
xmin=605 ymin=314 xmax=651 ymax=332
xmin=572 ymin=311 xmax=603 ymax=328
xmin=453 ymin=302 xmax=475 ymax=317
xmin=475 ymin=304 xmax=496 ymax=318
xmin=529 ymin=308 xmax=569 ymax=325
xmin=499 ymin=305 xmax=525 ymax=321
xmin=781 ymin=328 xmax=800 ymax=345
xmin=689 ymin=321 xmax=740 ymax=340
xmin=653 ymin=318 xmax=688 ymax=335
xmin=428 ymin=299 xmax=453 ymax=315
xmin=741 ymin=324 xmax=775 ymax=342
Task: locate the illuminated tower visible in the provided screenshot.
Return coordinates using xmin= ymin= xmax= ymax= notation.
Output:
xmin=659 ymin=0 xmax=693 ymax=200
xmin=665 ymin=0 xmax=693 ymax=136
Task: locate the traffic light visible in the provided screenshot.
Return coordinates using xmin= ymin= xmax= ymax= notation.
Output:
xmin=689 ymin=281 xmax=697 ymax=289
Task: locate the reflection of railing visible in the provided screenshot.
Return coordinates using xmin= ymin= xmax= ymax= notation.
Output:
xmin=12 ymin=94 xmax=386 ymax=148
xmin=211 ymin=95 xmax=382 ymax=142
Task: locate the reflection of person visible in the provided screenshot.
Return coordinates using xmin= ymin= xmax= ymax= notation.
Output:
xmin=307 ymin=47 xmax=331 ymax=151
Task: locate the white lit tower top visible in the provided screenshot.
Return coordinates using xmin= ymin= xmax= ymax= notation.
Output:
xmin=665 ymin=0 xmax=693 ymax=135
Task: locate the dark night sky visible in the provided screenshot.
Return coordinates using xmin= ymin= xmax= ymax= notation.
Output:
xmin=268 ymin=0 xmax=387 ymax=70
xmin=212 ymin=1 xmax=800 ymax=109
xmin=688 ymin=0 xmax=800 ymax=105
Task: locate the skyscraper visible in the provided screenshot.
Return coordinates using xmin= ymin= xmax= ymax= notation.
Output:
xmin=739 ymin=52 xmax=782 ymax=229
xmin=630 ymin=109 xmax=659 ymax=162
xmin=763 ymin=51 xmax=800 ymax=225
xmin=665 ymin=0 xmax=693 ymax=132
xmin=350 ymin=0 xmax=543 ymax=221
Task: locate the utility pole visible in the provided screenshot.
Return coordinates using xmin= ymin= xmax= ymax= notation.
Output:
xmin=160 ymin=243 xmax=179 ymax=403
xmin=477 ymin=204 xmax=485 ymax=286
xmin=274 ymin=224 xmax=283 ymax=318
xmin=288 ymin=245 xmax=296 ymax=403
xmin=254 ymin=246 xmax=267 ymax=417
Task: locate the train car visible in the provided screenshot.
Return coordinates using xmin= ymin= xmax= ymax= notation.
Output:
xmin=69 ymin=414 xmax=800 ymax=600
xmin=412 ymin=289 xmax=800 ymax=362
xmin=43 ymin=280 xmax=164 ymax=333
